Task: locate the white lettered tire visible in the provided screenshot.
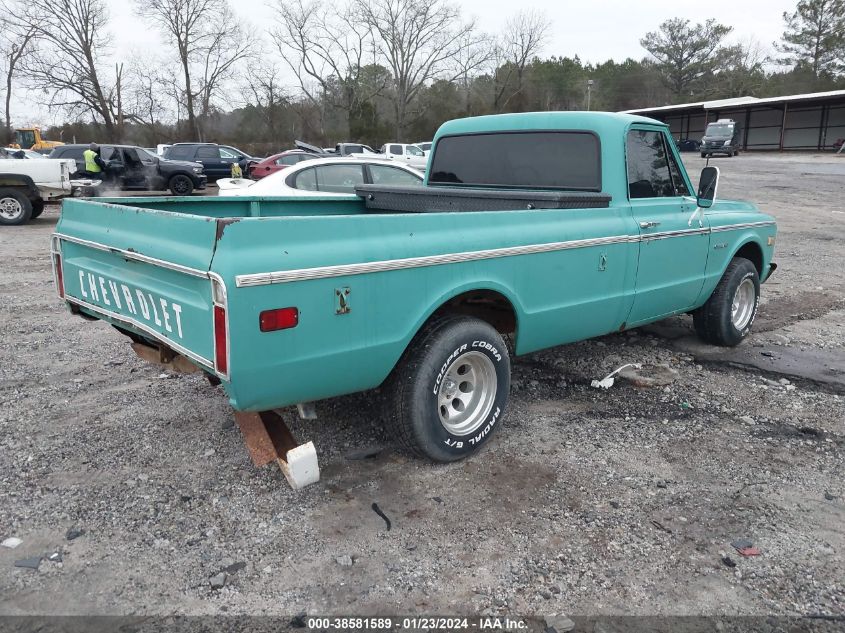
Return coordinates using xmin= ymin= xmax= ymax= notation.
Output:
xmin=387 ymin=315 xmax=510 ymax=462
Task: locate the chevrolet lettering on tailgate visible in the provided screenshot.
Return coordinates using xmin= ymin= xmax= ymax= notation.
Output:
xmin=73 ymin=267 xmax=185 ymax=339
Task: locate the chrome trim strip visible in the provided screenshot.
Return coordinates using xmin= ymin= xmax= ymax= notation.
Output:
xmin=54 ymin=233 xmax=209 ymax=279
xmin=641 ymin=227 xmax=710 ymax=241
xmin=710 ymin=221 xmax=776 ymax=233
xmin=65 ymin=295 xmax=214 ymax=370
xmin=236 ymin=220 xmax=776 ymax=287
xmin=236 ymin=234 xmax=637 ymax=287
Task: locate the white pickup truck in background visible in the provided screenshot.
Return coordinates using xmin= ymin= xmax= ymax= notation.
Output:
xmin=0 ymin=155 xmax=79 ymax=225
xmin=379 ymin=142 xmax=428 ymax=169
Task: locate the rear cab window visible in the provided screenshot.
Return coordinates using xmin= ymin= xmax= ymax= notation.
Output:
xmin=428 ymin=131 xmax=601 ymax=191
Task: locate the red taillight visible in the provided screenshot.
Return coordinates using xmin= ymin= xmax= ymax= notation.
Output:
xmin=54 ymin=253 xmax=65 ymax=298
xmin=259 ymin=307 xmax=299 ymax=332
xmin=214 ymin=305 xmax=228 ymax=374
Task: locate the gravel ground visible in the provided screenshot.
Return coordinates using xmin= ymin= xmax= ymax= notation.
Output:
xmin=0 ymin=153 xmax=843 ymax=620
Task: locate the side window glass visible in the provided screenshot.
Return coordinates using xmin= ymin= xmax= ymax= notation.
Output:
xmin=294 ymin=167 xmax=318 ymax=191
xmin=313 ymin=164 xmax=364 ymax=193
xmin=407 ymin=145 xmax=424 ymax=156
xmin=219 ymin=147 xmax=239 ymax=159
xmin=664 ymin=135 xmax=690 ymax=196
xmin=196 ymin=146 xmax=219 ymax=159
xmin=626 ymin=130 xmax=674 ymax=199
xmin=369 ymin=165 xmax=423 ymax=186
xmin=389 ymin=144 xmax=402 ymax=154
xmin=278 ymin=155 xmax=299 ymax=165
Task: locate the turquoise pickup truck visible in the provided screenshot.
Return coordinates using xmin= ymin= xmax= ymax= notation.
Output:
xmin=52 ymin=112 xmax=776 ymax=486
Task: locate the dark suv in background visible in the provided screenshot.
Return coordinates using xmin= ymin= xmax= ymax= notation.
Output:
xmin=163 ymin=143 xmax=259 ymax=181
xmin=48 ymin=145 xmax=207 ymax=195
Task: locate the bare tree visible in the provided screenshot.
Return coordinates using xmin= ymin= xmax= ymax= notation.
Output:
xmin=242 ymin=64 xmax=290 ymax=141
xmin=20 ymin=0 xmax=121 ymax=136
xmin=272 ymin=0 xmax=385 ymax=137
xmin=0 ymin=4 xmax=39 ymax=143
xmin=715 ymin=38 xmax=770 ymax=97
xmin=493 ymin=9 xmax=550 ymax=111
xmin=136 ymin=0 xmax=252 ymax=139
xmin=355 ymin=0 xmax=486 ymax=138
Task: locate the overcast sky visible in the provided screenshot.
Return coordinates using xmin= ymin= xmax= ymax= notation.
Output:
xmin=20 ymin=0 xmax=796 ymax=127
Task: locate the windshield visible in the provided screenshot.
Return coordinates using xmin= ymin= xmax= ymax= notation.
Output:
xmin=15 ymin=130 xmax=36 ymax=148
xmin=705 ymin=123 xmax=734 ymax=136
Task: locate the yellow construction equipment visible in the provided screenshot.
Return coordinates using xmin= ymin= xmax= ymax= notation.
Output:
xmin=11 ymin=127 xmax=64 ymax=152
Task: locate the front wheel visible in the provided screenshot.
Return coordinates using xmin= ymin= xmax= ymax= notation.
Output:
xmin=387 ymin=315 xmax=510 ymax=462
xmin=693 ymin=257 xmax=760 ymax=346
xmin=169 ymin=174 xmax=194 ymax=196
xmin=0 ymin=189 xmax=33 ymax=225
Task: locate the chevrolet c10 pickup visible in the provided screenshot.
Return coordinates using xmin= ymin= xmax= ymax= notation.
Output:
xmin=51 ymin=112 xmax=777 ymax=488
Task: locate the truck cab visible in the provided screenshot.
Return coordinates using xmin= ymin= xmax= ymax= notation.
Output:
xmin=701 ymin=119 xmax=743 ymax=158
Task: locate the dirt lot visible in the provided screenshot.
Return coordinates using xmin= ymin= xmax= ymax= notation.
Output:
xmin=0 ymin=154 xmax=844 ymax=621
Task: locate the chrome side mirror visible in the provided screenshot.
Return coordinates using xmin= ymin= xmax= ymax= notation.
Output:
xmin=697 ymin=165 xmax=720 ymax=209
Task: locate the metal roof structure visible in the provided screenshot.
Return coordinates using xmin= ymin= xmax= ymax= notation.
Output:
xmin=621 ymin=90 xmax=845 ymax=151
xmin=621 ymin=90 xmax=845 ymax=115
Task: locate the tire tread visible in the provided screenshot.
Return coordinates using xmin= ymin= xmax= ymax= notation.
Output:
xmin=693 ymin=257 xmax=757 ymax=346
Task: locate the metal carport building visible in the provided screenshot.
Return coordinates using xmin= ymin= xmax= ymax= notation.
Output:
xmin=622 ymin=90 xmax=845 ymax=151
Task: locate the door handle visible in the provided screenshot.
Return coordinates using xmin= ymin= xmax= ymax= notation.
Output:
xmin=639 ymin=221 xmax=661 ymax=229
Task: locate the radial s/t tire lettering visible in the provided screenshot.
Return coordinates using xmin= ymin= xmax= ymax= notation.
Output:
xmin=387 ymin=315 xmax=510 ymax=462
xmin=693 ymin=257 xmax=760 ymax=347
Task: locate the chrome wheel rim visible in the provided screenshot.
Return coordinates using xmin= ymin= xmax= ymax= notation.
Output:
xmin=437 ymin=351 xmax=497 ymax=436
xmin=731 ymin=278 xmax=756 ymax=330
xmin=0 ymin=197 xmax=23 ymax=220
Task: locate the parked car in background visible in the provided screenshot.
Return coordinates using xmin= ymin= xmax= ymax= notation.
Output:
xmin=217 ymin=157 xmax=423 ymax=196
xmin=675 ymin=138 xmax=701 ymax=152
xmin=380 ymin=143 xmax=428 ymax=169
xmin=332 ymin=142 xmax=378 ymax=157
xmin=415 ymin=141 xmax=432 ymax=155
xmin=163 ymin=143 xmax=259 ymax=180
xmin=248 ymin=149 xmax=321 ymax=179
xmin=48 ymin=144 xmax=207 ymax=195
xmin=4 ymin=147 xmax=48 ymax=159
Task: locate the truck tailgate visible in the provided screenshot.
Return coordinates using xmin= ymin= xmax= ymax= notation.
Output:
xmin=54 ymin=199 xmax=222 ymax=372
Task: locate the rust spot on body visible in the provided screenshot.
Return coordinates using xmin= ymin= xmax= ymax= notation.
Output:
xmin=215 ymin=218 xmax=241 ymax=241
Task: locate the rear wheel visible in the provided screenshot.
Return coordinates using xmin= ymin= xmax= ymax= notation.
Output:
xmin=693 ymin=257 xmax=760 ymax=346
xmin=387 ymin=315 xmax=510 ymax=462
xmin=0 ymin=189 xmax=33 ymax=225
xmin=169 ymin=174 xmax=194 ymax=196
xmin=30 ymin=200 xmax=45 ymax=219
